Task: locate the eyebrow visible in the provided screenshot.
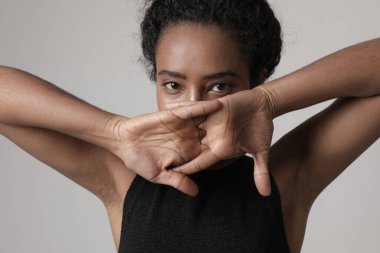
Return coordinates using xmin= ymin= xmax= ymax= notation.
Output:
xmin=158 ymin=70 xmax=187 ymax=80
xmin=203 ymin=71 xmax=240 ymax=80
xmin=157 ymin=70 xmax=240 ymax=80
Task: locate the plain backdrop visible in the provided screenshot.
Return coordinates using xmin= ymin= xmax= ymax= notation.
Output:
xmin=0 ymin=0 xmax=379 ymax=252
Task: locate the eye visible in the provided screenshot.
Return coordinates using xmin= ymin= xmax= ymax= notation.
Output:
xmin=210 ymin=83 xmax=232 ymax=93
xmin=163 ymin=81 xmax=182 ymax=90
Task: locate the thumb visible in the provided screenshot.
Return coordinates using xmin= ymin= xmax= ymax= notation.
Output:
xmin=251 ymin=151 xmax=271 ymax=196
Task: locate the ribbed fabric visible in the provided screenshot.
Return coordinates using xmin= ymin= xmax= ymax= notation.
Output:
xmin=118 ymin=155 xmax=290 ymax=253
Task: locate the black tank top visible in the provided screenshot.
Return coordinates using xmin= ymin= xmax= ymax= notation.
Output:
xmin=118 ymin=155 xmax=290 ymax=253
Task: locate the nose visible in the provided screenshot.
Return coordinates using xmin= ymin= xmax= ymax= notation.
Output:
xmin=188 ymin=85 xmax=204 ymax=102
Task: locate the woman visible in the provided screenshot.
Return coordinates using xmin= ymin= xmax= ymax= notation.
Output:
xmin=1 ymin=0 xmax=379 ymax=252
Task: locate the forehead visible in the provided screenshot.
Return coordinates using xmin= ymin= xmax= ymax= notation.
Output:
xmin=155 ymin=23 xmax=248 ymax=77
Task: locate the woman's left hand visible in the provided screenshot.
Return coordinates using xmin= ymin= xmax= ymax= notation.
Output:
xmin=167 ymin=87 xmax=275 ymax=196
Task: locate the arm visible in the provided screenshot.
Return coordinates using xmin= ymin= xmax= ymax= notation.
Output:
xmin=0 ymin=66 xmax=221 ymax=200
xmin=0 ymin=66 xmax=126 ymax=204
xmin=256 ymin=37 xmax=380 ymax=253
xmin=262 ymin=38 xmax=380 ymax=203
xmin=0 ymin=66 xmax=119 ymax=150
xmin=171 ymin=38 xmax=380 ymax=199
xmin=0 ymin=122 xmax=130 ymax=205
xmin=264 ymin=38 xmax=380 ymax=117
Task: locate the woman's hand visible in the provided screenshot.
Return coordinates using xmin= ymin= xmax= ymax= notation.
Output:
xmin=109 ymin=100 xmax=222 ymax=197
xmin=167 ymin=87 xmax=275 ymax=196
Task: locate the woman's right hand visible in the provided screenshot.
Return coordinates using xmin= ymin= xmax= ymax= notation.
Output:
xmin=0 ymin=66 xmax=220 ymax=196
xmin=108 ymin=100 xmax=221 ymax=197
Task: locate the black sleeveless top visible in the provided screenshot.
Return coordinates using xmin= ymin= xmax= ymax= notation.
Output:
xmin=118 ymin=155 xmax=290 ymax=253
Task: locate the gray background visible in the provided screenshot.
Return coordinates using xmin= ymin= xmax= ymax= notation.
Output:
xmin=0 ymin=0 xmax=379 ymax=252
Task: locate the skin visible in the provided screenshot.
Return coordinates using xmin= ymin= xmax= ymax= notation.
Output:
xmin=1 ymin=22 xmax=379 ymax=253
xmin=150 ymin=24 xmax=380 ymax=252
xmin=155 ymin=24 xmax=251 ymax=106
xmin=155 ymin=23 xmax=297 ymax=249
xmin=159 ymin=26 xmax=380 ymax=253
xmin=155 ymin=24 xmax=253 ymax=170
xmin=0 ymin=23 xmax=277 ymax=250
xmin=0 ymin=66 xmax=221 ymax=248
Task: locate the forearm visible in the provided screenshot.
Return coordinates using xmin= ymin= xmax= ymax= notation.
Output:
xmin=257 ymin=38 xmax=380 ymax=118
xmin=0 ymin=66 xmax=124 ymax=153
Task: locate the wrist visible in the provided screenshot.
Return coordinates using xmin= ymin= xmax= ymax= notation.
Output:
xmin=98 ymin=114 xmax=129 ymax=156
xmin=79 ymin=112 xmax=129 ymax=156
xmin=254 ymin=73 xmax=309 ymax=118
xmin=252 ymin=85 xmax=280 ymax=119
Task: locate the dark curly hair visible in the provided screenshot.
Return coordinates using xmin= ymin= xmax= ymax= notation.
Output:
xmin=141 ymin=0 xmax=282 ymax=86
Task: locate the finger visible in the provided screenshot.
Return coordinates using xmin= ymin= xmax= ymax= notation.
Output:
xmin=165 ymin=101 xmax=198 ymax=110
xmin=170 ymin=100 xmax=222 ymax=120
xmin=200 ymin=142 xmax=209 ymax=152
xmin=153 ymin=170 xmax=199 ymax=197
xmin=192 ymin=115 xmax=207 ymax=126
xmin=199 ymin=128 xmax=207 ymax=139
xmin=252 ymin=151 xmax=271 ymax=196
xmin=171 ymin=149 xmax=220 ymax=175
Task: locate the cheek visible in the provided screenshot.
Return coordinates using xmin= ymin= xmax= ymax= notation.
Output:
xmin=156 ymin=85 xmax=166 ymax=111
xmin=156 ymin=85 xmax=181 ymax=111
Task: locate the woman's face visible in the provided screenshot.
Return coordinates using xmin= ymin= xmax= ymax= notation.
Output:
xmin=155 ymin=23 xmax=251 ymax=110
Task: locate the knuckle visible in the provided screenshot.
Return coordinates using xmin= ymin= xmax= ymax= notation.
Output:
xmin=172 ymin=173 xmax=185 ymax=189
xmin=193 ymin=160 xmax=202 ymax=172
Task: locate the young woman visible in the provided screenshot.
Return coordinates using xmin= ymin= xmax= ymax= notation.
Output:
xmin=1 ymin=1 xmax=379 ymax=252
